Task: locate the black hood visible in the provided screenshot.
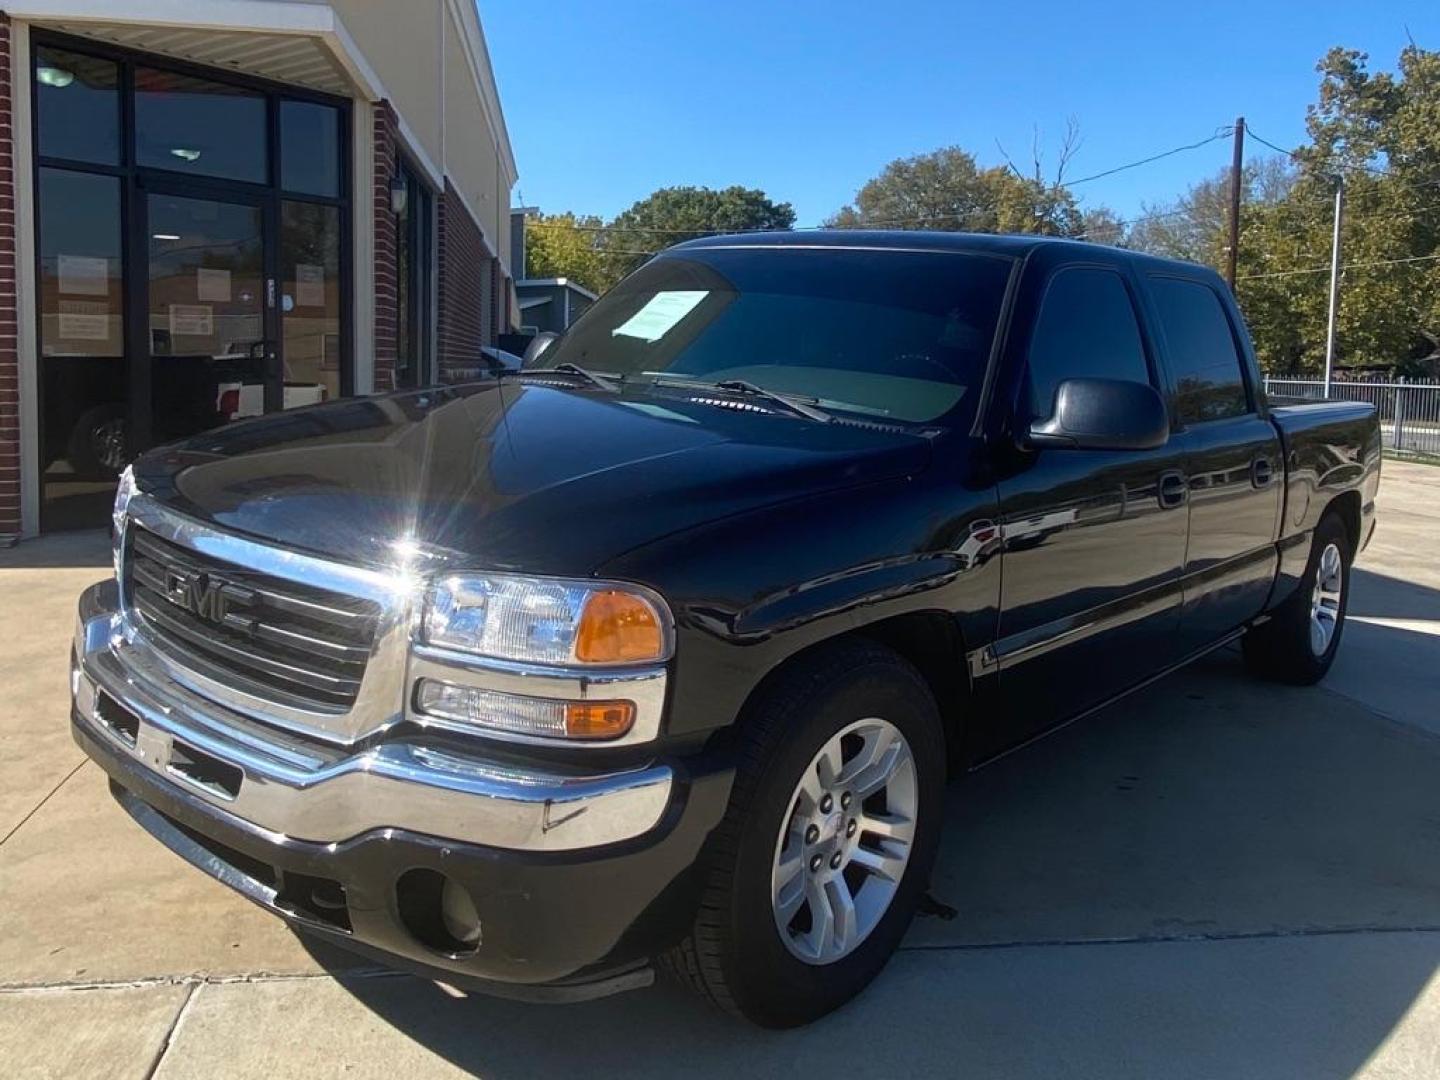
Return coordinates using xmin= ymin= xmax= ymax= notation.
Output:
xmin=132 ymin=382 xmax=933 ymax=575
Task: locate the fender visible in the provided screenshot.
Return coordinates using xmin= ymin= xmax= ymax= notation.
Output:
xmin=600 ymin=438 xmax=1002 ymax=746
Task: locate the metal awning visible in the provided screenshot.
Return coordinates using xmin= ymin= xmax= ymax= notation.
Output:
xmin=39 ymin=20 xmax=355 ymax=95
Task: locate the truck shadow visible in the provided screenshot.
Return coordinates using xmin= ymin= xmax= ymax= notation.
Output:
xmin=305 ymin=595 xmax=1440 ymax=1076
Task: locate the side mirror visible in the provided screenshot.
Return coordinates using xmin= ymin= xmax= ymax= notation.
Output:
xmin=522 ymin=331 xmax=560 ymax=366
xmin=1027 ymin=377 xmax=1169 ymax=451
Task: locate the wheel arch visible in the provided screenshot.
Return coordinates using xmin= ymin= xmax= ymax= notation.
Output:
xmin=1325 ymin=489 xmax=1363 ymax=557
xmin=731 ymin=610 xmax=970 ymax=776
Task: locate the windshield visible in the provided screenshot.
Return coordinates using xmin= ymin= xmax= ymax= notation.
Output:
xmin=533 ymin=246 xmax=1014 ymax=424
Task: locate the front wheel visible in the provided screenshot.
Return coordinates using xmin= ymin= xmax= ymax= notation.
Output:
xmin=665 ymin=640 xmax=945 ymax=1027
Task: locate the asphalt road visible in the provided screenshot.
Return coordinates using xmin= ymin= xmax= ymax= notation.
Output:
xmin=2 ymin=461 xmax=1438 ymax=1079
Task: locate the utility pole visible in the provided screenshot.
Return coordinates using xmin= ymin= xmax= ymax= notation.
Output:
xmin=1323 ymin=176 xmax=1345 ymax=397
xmin=1225 ymin=116 xmax=1245 ymax=290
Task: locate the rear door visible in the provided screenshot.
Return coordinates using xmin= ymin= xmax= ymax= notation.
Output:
xmin=1144 ymin=274 xmax=1282 ymax=653
xmin=988 ymin=255 xmax=1190 ymax=751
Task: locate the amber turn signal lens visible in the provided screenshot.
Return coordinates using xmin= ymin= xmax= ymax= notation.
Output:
xmin=575 ymin=590 xmax=665 ymax=663
xmin=564 ymin=700 xmax=636 ymax=739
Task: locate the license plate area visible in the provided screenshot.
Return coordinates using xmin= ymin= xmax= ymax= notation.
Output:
xmin=167 ymin=738 xmax=243 ymax=801
xmin=94 ymin=690 xmax=140 ymax=747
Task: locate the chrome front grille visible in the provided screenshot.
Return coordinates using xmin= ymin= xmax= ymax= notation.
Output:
xmin=125 ymin=526 xmax=381 ymax=711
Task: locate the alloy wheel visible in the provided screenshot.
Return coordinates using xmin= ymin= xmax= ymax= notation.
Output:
xmin=1309 ymin=541 xmax=1344 ymax=656
xmin=770 ymin=717 xmax=918 ymax=965
xmin=92 ymin=418 xmax=128 ymax=473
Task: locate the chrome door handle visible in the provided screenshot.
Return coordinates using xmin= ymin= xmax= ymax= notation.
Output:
xmin=1158 ymin=470 xmax=1188 ymax=509
xmin=1252 ymin=457 xmax=1274 ymax=487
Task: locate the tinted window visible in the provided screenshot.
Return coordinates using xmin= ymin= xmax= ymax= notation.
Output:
xmin=36 ymin=47 xmax=120 ymax=164
xmin=280 ymin=100 xmax=341 ymax=197
xmin=1028 ymin=268 xmax=1149 ymax=418
xmin=38 ymin=168 xmax=123 ymax=357
xmin=134 ymin=68 xmax=266 ymax=183
xmin=1149 ymin=278 xmax=1249 ymax=423
xmin=541 ymin=248 xmax=1013 ymax=424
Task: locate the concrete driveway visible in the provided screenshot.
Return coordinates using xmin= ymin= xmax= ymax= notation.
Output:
xmin=3 ymin=462 xmax=1438 ymax=1079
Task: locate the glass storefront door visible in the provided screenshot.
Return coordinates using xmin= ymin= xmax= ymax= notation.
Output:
xmin=31 ymin=34 xmax=351 ymax=531
xmin=142 ymin=190 xmax=274 ymax=444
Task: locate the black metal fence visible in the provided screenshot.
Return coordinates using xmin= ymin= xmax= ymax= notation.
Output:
xmin=1263 ymin=377 xmax=1440 ymax=459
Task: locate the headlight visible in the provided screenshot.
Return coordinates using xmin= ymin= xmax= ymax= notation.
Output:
xmin=415 ymin=680 xmax=636 ymax=740
xmin=421 ymin=574 xmax=673 ymax=666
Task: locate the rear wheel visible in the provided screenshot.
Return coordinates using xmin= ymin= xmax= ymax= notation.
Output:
xmin=665 ymin=640 xmax=945 ymax=1028
xmin=1243 ymin=511 xmax=1351 ymax=684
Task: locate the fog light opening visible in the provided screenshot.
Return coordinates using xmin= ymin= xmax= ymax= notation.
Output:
xmin=396 ymin=868 xmax=481 ymax=956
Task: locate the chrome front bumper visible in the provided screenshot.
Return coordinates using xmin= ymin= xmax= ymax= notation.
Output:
xmin=72 ymin=580 xmax=675 ymax=852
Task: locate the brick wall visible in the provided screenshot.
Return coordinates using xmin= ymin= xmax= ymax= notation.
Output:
xmin=0 ymin=15 xmax=20 ymax=542
xmin=371 ymin=101 xmax=399 ymax=394
xmin=489 ymin=256 xmax=501 ymax=348
xmin=436 ymin=179 xmax=489 ymax=382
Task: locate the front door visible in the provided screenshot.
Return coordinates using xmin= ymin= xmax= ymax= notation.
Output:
xmin=988 ymin=260 xmax=1190 ymax=753
xmin=135 ymin=186 xmax=277 ymax=449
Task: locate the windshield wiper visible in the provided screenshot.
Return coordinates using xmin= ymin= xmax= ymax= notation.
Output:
xmin=712 ymin=379 xmax=832 ymax=422
xmin=643 ymin=374 xmax=831 ymax=423
xmin=510 ymin=364 xmax=619 ymax=392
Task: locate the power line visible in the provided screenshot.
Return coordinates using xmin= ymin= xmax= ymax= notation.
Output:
xmin=524 ymin=219 xmax=783 ymax=236
xmin=523 ymin=130 xmax=1238 ymax=238
xmin=1245 ymin=125 xmax=1440 ymax=189
xmin=1065 ymin=129 xmax=1234 ymax=185
xmin=1237 ymin=251 xmax=1440 ymax=281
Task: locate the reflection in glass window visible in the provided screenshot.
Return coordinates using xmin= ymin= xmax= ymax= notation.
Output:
xmin=35 ymin=47 xmax=120 ymax=164
xmin=134 ymin=68 xmax=266 ymax=183
xmin=280 ymin=100 xmax=341 ymax=197
xmin=1149 ymin=277 xmax=1251 ymax=424
xmin=38 ymin=168 xmax=129 ymax=527
xmin=147 ymin=194 xmax=266 ymax=443
xmin=38 ymin=168 xmax=124 ymax=357
xmin=1028 ymin=269 xmax=1150 ymax=419
xmin=542 ymin=248 xmax=1012 ymax=424
xmin=281 ymin=200 xmax=342 ymax=406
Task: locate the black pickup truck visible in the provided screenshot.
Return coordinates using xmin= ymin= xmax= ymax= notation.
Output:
xmin=71 ymin=232 xmax=1380 ymax=1027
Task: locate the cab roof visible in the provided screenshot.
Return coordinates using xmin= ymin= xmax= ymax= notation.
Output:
xmin=669 ymin=229 xmax=1209 ymax=276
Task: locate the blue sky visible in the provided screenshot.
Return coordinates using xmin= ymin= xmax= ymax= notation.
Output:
xmin=481 ymin=1 xmax=1436 ymax=227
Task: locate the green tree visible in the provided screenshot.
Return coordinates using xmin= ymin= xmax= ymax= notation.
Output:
xmin=1077 ymin=206 xmax=1129 ymax=246
xmin=1283 ymin=45 xmax=1440 ymax=373
xmin=825 ymin=146 xmax=1089 ymax=235
xmin=1128 ymin=158 xmax=1294 ymax=264
xmin=520 ymin=211 xmax=618 ymax=294
xmin=603 ymin=185 xmax=796 ymax=280
xmin=1132 ymin=45 xmax=1440 ymax=375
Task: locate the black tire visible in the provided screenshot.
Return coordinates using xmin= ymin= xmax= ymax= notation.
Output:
xmin=664 ymin=639 xmax=946 ymax=1028
xmin=66 ymin=403 xmax=128 ymax=479
xmin=1242 ymin=511 xmax=1352 ymax=685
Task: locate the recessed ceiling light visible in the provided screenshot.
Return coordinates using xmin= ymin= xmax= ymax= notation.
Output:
xmin=169 ymin=148 xmax=201 ymax=162
xmin=37 ymin=65 xmax=74 ymax=88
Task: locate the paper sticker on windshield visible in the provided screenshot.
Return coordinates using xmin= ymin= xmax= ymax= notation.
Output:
xmin=612 ymin=291 xmax=707 ymax=342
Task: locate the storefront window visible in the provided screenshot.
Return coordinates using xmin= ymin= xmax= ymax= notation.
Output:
xmin=134 ymin=67 xmax=267 ymax=183
xmin=281 ymin=201 xmax=342 ymax=405
xmin=37 ymin=168 xmax=128 ymax=529
xmin=35 ymin=46 xmax=120 ymax=164
xmin=31 ymin=35 xmax=351 ymax=531
xmin=281 ymin=100 xmax=341 ymax=198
